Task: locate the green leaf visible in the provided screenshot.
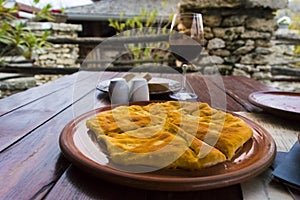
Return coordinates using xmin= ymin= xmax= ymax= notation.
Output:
xmin=0 ymin=35 xmax=14 ymax=45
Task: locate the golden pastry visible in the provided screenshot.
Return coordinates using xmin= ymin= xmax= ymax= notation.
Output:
xmin=86 ymin=101 xmax=253 ymax=170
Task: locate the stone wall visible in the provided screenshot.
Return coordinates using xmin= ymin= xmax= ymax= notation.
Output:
xmin=0 ymin=22 xmax=82 ymax=99
xmin=26 ymin=22 xmax=82 ymax=68
xmin=178 ymin=0 xmax=289 ymax=80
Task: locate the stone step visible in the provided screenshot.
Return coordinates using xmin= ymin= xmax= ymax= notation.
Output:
xmin=0 ymin=73 xmax=29 ymax=81
xmin=0 ymin=74 xmax=64 ymax=99
xmin=0 ymin=76 xmax=36 ymax=91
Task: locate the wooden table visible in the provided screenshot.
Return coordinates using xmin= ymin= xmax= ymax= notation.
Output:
xmin=0 ymin=71 xmax=299 ymax=200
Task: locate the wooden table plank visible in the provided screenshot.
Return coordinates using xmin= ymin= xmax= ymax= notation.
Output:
xmin=221 ymin=76 xmax=278 ymax=112
xmin=0 ymin=71 xmax=126 ymax=199
xmin=151 ymin=73 xmax=246 ymax=111
xmin=0 ymin=72 xmax=281 ymax=200
xmin=0 ymin=73 xmax=77 ymax=116
xmin=147 ymin=184 xmax=242 ymax=200
xmin=44 ymin=166 xmax=148 ymax=200
xmin=0 ymin=71 xmax=120 ymax=116
xmin=0 ymin=108 xmax=74 ymax=200
xmin=237 ymin=112 xmax=299 ymax=200
xmin=237 ymin=112 xmax=299 ymax=152
xmin=152 ymin=73 xmax=275 ymax=112
xmin=44 ymin=73 xmax=248 ymax=200
xmin=190 ymin=74 xmax=246 ymax=111
xmin=0 ymin=72 xmax=118 ymax=152
xmin=45 ymin=165 xmax=242 ymax=200
xmin=0 ymin=86 xmax=106 ymax=199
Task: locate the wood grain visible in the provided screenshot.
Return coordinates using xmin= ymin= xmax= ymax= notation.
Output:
xmin=0 ymin=71 xmax=117 ymax=116
xmin=0 ymin=85 xmax=106 ymax=199
xmin=191 ymin=74 xmax=246 ymax=111
xmin=237 ymin=112 xmax=299 ymax=152
xmin=237 ymin=112 xmax=299 ymax=200
xmin=152 ymin=72 xmax=246 ymax=111
xmin=0 ymin=71 xmax=281 ymax=200
xmin=221 ymin=76 xmax=278 ymax=112
xmin=45 ymin=166 xmax=242 ymax=200
xmin=0 ymin=72 xmax=118 ymax=151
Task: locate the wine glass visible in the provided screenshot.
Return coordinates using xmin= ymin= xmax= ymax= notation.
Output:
xmin=169 ymin=13 xmax=204 ymax=100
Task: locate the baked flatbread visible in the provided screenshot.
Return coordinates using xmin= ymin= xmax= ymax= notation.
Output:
xmin=86 ymin=101 xmax=253 ymax=170
xmin=167 ymin=103 xmax=253 ymax=159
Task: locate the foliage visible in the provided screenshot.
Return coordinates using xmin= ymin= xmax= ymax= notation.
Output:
xmin=33 ymin=3 xmax=55 ymax=22
xmin=0 ymin=0 xmax=53 ymax=62
xmin=289 ymin=14 xmax=300 ymax=31
xmin=289 ymin=9 xmax=300 ymax=58
xmin=108 ymin=1 xmax=173 ymax=63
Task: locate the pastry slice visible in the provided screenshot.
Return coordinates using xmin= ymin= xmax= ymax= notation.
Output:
xmin=86 ymin=105 xmax=166 ymax=136
xmin=95 ymin=129 xmax=187 ymax=168
xmin=172 ymin=108 xmax=253 ymax=160
xmin=93 ymin=125 xmax=226 ymax=170
xmin=143 ymin=101 xmax=202 ymax=115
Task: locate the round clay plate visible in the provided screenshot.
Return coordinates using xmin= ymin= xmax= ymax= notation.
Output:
xmin=59 ymin=102 xmax=276 ymax=191
xmin=248 ymin=91 xmax=300 ymax=120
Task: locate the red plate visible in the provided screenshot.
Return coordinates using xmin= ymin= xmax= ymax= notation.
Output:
xmin=59 ymin=102 xmax=276 ymax=191
xmin=248 ymin=91 xmax=300 ymax=120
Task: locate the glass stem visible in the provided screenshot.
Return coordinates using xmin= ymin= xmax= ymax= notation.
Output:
xmin=181 ymin=63 xmax=187 ymax=91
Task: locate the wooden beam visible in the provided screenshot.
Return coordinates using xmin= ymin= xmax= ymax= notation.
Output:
xmin=271 ymin=66 xmax=300 ymax=77
xmin=0 ymin=64 xmax=181 ymax=75
xmin=275 ymin=34 xmax=300 ymax=45
xmin=0 ymin=66 xmax=79 ymax=75
xmin=47 ymin=34 xmax=169 ymax=45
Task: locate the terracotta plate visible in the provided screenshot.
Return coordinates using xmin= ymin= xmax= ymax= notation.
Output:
xmin=248 ymin=91 xmax=300 ymax=120
xmin=96 ymin=77 xmax=180 ymax=95
xmin=59 ymin=102 xmax=276 ymax=191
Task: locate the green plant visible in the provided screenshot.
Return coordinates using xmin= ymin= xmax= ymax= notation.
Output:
xmin=33 ymin=3 xmax=55 ymax=22
xmin=108 ymin=1 xmax=173 ymax=64
xmin=0 ymin=0 xmax=53 ymax=62
xmin=289 ymin=9 xmax=300 ymax=67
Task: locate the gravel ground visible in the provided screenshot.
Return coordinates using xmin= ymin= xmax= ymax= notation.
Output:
xmin=263 ymin=80 xmax=300 ymax=92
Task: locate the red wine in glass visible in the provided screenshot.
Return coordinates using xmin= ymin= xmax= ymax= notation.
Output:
xmin=169 ymin=43 xmax=203 ymax=64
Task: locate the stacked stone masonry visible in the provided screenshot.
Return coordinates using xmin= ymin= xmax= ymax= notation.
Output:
xmin=26 ymin=22 xmax=82 ymax=68
xmin=179 ymin=0 xmax=291 ymax=80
